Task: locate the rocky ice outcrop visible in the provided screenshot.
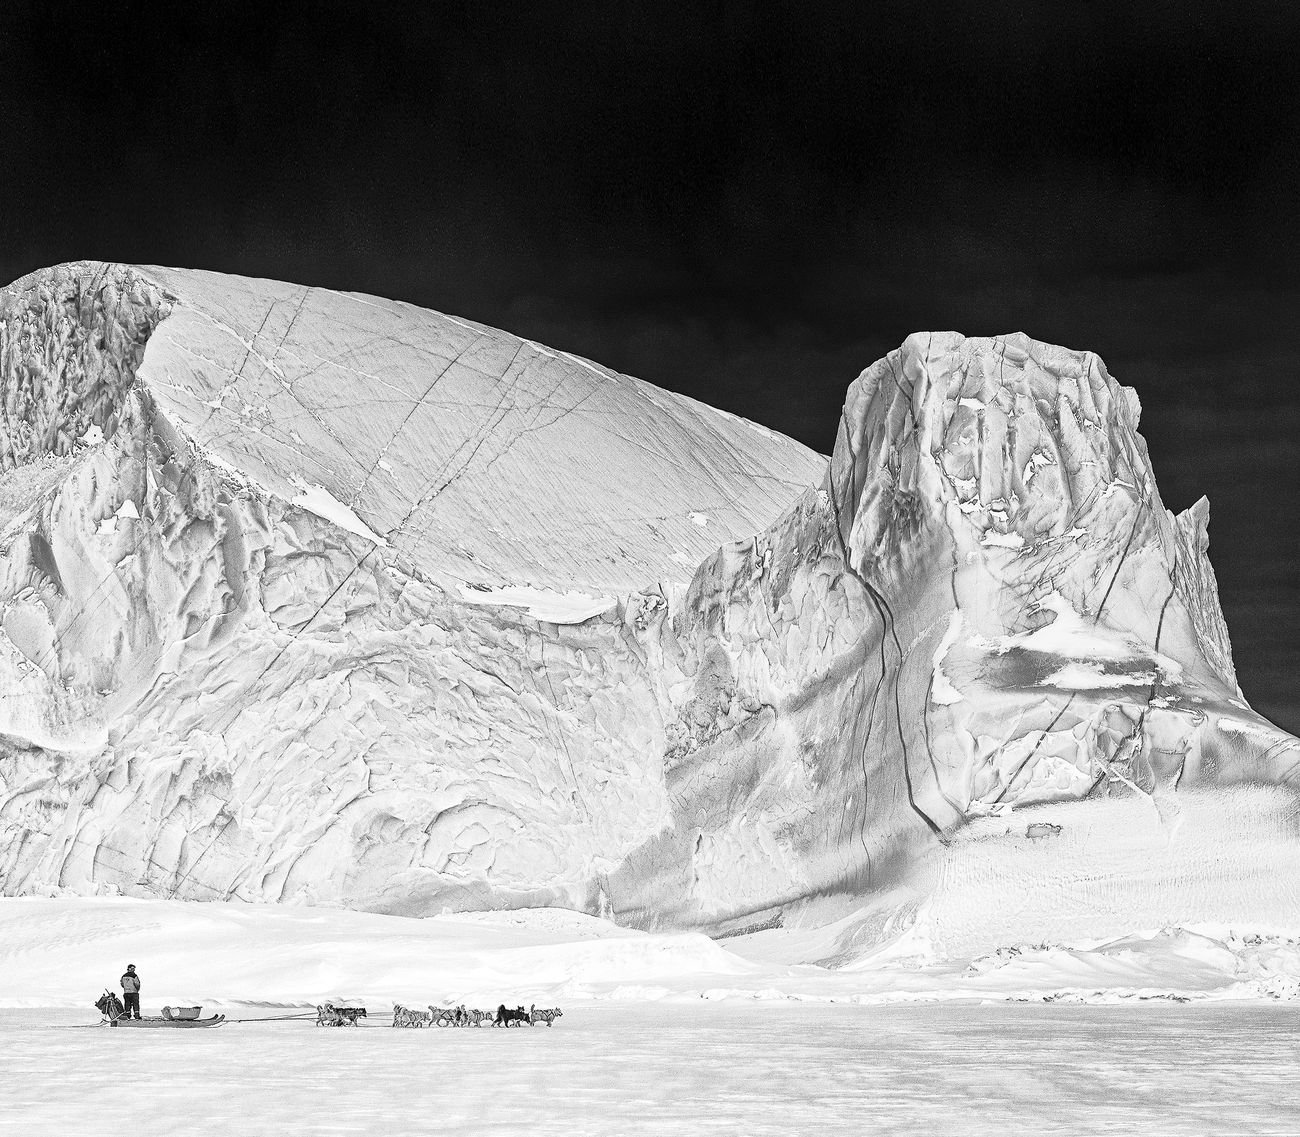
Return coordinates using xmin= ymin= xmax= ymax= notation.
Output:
xmin=0 ymin=264 xmax=1295 ymax=938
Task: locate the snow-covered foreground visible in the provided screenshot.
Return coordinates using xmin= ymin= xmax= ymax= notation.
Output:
xmin=4 ymin=1002 xmax=1298 ymax=1136
xmin=5 ymin=897 xmax=1299 ymax=1133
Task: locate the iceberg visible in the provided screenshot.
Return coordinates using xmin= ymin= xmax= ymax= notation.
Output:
xmin=0 ymin=263 xmax=1295 ymax=953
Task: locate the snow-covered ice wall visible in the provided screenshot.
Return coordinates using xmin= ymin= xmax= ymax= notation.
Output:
xmin=606 ymin=332 xmax=1300 ymax=932
xmin=0 ymin=264 xmax=1296 ymax=944
xmin=0 ymin=262 xmax=824 ymax=917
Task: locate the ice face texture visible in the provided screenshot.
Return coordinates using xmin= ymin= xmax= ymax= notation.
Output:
xmin=0 ymin=264 xmax=1295 ymax=936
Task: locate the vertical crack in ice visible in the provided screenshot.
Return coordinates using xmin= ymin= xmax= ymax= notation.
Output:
xmin=231 ymin=298 xmax=280 ymax=388
xmin=1004 ymin=559 xmax=1178 ymax=816
xmin=1091 ymin=720 xmax=1156 ymax=808
xmin=865 ymin=581 xmax=943 ymax=840
xmin=828 ymin=420 xmax=876 ymax=876
xmin=885 ymin=355 xmax=919 ymax=437
xmin=1090 ymin=498 xmax=1144 ymax=624
xmin=271 ymin=287 xmax=310 ymax=366
xmin=858 ymin=368 xmax=946 ymax=838
xmin=830 ymin=415 xmax=943 ymax=854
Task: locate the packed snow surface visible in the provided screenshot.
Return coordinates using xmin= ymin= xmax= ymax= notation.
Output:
xmin=4 ymin=898 xmax=1300 ymax=1135
xmin=1 ymin=263 xmax=1298 ymax=958
xmin=7 ymin=1002 xmax=1299 ymax=1137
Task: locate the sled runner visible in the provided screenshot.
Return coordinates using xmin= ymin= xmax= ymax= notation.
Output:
xmin=94 ymin=990 xmax=225 ymax=1027
xmin=110 ymin=1014 xmax=227 ymax=1028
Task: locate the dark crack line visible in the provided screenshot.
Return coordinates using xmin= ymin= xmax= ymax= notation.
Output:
xmin=885 ymin=353 xmax=920 ymax=438
xmin=991 ymin=697 xmax=1077 ymax=805
xmin=349 ymin=333 xmax=484 ymax=511
xmin=828 ymin=422 xmax=875 ymax=876
xmin=1091 ymin=499 xmax=1144 ymax=624
xmin=478 ymin=373 xmax=604 ymax=481
xmin=166 ymin=809 xmax=239 ymax=898
xmin=274 ymin=339 xmax=446 ymax=402
xmin=209 ymin=545 xmax=379 ymax=735
xmin=865 ymin=579 xmax=943 ymax=838
xmin=750 ymin=536 xmax=782 ymax=641
xmin=232 ymin=301 xmax=278 ymax=387
xmin=829 ymin=415 xmax=943 ymax=848
xmin=268 ymin=287 xmax=311 ymax=373
xmin=1133 ymin=555 xmax=1181 ymax=793
xmin=1001 ymin=547 xmax=1174 ymax=808
xmin=388 ymin=342 xmax=529 ymax=548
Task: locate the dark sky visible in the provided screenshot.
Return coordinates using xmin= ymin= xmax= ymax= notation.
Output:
xmin=2 ymin=1 xmax=1298 ymax=730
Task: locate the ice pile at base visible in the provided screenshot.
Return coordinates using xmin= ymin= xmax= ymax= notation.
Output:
xmin=3 ymin=897 xmax=1298 ymax=1009
xmin=0 ymin=262 xmax=1297 ymax=972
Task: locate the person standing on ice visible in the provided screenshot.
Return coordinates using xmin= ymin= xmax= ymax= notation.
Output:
xmin=120 ymin=964 xmax=142 ymax=1020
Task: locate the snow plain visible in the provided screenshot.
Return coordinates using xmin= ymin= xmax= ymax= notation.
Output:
xmin=1 ymin=895 xmax=1297 ymax=1136
xmin=6 ymin=1002 xmax=1299 ymax=1137
xmin=4 ymin=894 xmax=1300 ymax=1135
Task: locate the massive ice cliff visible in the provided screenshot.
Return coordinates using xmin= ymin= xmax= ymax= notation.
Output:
xmin=1 ymin=263 xmax=1296 ymax=946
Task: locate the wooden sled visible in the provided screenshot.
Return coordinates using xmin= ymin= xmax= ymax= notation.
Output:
xmin=110 ymin=1014 xmax=226 ymax=1028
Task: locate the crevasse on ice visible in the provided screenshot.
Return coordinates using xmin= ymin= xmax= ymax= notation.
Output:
xmin=0 ymin=263 xmax=1295 ymax=934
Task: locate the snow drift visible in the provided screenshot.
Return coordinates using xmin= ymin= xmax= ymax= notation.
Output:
xmin=0 ymin=263 xmax=1296 ymax=951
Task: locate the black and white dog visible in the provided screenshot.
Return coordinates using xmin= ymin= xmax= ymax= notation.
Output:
xmin=494 ymin=1004 xmax=529 ymax=1027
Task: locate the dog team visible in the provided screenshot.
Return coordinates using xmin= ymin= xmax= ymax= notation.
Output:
xmin=390 ymin=1002 xmax=563 ymax=1028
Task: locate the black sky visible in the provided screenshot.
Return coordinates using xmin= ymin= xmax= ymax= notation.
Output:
xmin=2 ymin=1 xmax=1298 ymax=729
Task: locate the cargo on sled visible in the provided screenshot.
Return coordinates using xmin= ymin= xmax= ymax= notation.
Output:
xmin=95 ymin=990 xmax=226 ymax=1028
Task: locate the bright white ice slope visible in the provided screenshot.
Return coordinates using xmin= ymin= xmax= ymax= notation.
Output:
xmin=135 ymin=264 xmax=823 ymax=595
xmin=1 ymin=263 xmax=1297 ymax=955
